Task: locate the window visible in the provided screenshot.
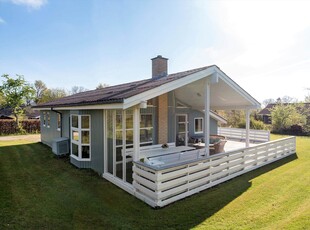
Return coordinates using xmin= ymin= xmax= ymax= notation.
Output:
xmin=71 ymin=115 xmax=91 ymax=160
xmin=140 ymin=113 xmax=153 ymax=144
xmin=194 ymin=117 xmax=203 ymax=134
xmin=57 ymin=113 xmax=61 ymax=131
xmin=43 ymin=112 xmax=46 ymax=126
xmin=46 ymin=112 xmax=50 ymax=128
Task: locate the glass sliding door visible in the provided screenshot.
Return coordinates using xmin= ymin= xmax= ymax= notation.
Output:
xmin=105 ymin=109 xmax=134 ymax=183
xmin=105 ymin=106 xmax=155 ymax=184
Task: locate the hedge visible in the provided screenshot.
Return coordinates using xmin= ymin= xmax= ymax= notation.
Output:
xmin=0 ymin=119 xmax=40 ymax=135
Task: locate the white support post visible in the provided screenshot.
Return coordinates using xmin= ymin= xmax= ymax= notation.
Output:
xmin=103 ymin=110 xmax=107 ymax=173
xmin=122 ymin=110 xmax=126 ymax=181
xmin=133 ymin=105 xmax=140 ymax=161
xmin=245 ymin=109 xmax=250 ymax=148
xmin=204 ymin=80 xmax=210 ymax=156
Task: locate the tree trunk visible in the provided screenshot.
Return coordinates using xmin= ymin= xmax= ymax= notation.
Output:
xmin=14 ymin=114 xmax=20 ymax=132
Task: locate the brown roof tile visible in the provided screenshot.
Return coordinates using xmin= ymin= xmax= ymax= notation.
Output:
xmin=33 ymin=66 xmax=213 ymax=108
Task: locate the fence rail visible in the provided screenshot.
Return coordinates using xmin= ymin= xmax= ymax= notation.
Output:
xmin=218 ymin=127 xmax=270 ymax=142
xmin=133 ymin=137 xmax=295 ymax=207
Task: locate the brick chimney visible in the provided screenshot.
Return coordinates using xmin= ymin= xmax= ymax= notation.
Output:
xmin=151 ymin=55 xmax=168 ymax=79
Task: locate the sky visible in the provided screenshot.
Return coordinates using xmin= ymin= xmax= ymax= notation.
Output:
xmin=0 ymin=0 xmax=309 ymax=103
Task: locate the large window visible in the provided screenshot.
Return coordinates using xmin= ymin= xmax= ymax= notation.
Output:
xmin=194 ymin=117 xmax=203 ymax=134
xmin=71 ymin=115 xmax=91 ymax=160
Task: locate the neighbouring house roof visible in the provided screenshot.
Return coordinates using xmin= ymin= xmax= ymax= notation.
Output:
xmin=33 ymin=65 xmax=260 ymax=111
xmin=0 ymin=107 xmax=15 ymax=119
xmin=258 ymin=103 xmax=310 ymax=116
xmin=0 ymin=106 xmax=40 ymax=119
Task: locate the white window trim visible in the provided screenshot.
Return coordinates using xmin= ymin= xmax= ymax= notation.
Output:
xmin=57 ymin=113 xmax=61 ymax=131
xmin=194 ymin=117 xmax=204 ymax=134
xmin=46 ymin=112 xmax=50 ymax=128
xmin=70 ymin=114 xmax=91 ymax=161
xmin=43 ymin=112 xmax=46 ymax=127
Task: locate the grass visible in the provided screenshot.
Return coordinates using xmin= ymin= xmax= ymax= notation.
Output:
xmin=0 ymin=135 xmax=309 ymax=229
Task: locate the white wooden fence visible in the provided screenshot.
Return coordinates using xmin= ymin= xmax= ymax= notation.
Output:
xmin=133 ymin=137 xmax=295 ymax=208
xmin=218 ymin=127 xmax=270 ymax=142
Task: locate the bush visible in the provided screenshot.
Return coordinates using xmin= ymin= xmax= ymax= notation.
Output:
xmin=0 ymin=119 xmax=40 ymax=135
xmin=237 ymin=117 xmax=267 ymax=130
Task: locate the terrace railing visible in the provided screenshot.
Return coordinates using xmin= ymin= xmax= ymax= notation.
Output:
xmin=218 ymin=127 xmax=270 ymax=143
xmin=133 ymin=136 xmax=296 ymax=208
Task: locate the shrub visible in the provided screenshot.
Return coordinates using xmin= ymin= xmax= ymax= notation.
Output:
xmin=0 ymin=119 xmax=40 ymax=135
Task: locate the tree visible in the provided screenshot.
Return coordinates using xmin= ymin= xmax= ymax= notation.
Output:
xmin=0 ymin=91 xmax=4 ymax=106
xmin=262 ymin=98 xmax=276 ymax=107
xmin=0 ymin=74 xmax=35 ymax=128
xmin=70 ymin=86 xmax=87 ymax=95
xmin=34 ymin=80 xmax=47 ymax=104
xmin=305 ymin=88 xmax=310 ymax=103
xmin=40 ymin=88 xmax=67 ymax=103
xmin=280 ymin=95 xmax=297 ymax=103
xmin=271 ymin=103 xmax=306 ymax=132
xmin=96 ymin=83 xmax=109 ymax=89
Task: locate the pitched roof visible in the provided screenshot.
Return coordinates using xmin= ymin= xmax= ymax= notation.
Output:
xmin=258 ymin=103 xmax=310 ymax=115
xmin=33 ymin=66 xmax=213 ymax=108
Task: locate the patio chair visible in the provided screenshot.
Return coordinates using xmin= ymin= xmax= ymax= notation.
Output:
xmin=210 ymin=140 xmax=227 ymax=155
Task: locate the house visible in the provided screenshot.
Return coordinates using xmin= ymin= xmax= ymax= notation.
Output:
xmin=258 ymin=103 xmax=310 ymax=124
xmin=33 ymin=56 xmax=296 ymax=207
xmin=0 ymin=106 xmax=40 ymax=120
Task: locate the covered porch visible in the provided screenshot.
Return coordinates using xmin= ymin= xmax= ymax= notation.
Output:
xmin=101 ymin=66 xmax=296 ymax=207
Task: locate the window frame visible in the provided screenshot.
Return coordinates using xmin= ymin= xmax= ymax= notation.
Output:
xmin=57 ymin=113 xmax=61 ymax=131
xmin=70 ymin=114 xmax=91 ymax=161
xmin=43 ymin=112 xmax=46 ymax=127
xmin=140 ymin=112 xmax=153 ymax=145
xmin=46 ymin=112 xmax=50 ymax=128
xmin=194 ymin=117 xmax=204 ymax=134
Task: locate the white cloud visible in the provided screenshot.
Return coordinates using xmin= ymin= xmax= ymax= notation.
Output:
xmin=10 ymin=0 xmax=47 ymax=9
xmin=0 ymin=17 xmax=6 ymax=24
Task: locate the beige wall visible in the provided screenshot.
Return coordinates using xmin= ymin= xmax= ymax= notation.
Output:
xmin=157 ymin=93 xmax=168 ymax=144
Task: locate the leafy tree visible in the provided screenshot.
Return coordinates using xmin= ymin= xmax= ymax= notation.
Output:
xmin=34 ymin=80 xmax=47 ymax=104
xmin=0 ymin=74 xmax=35 ymax=128
xmin=305 ymin=88 xmax=310 ymax=103
xmin=96 ymin=83 xmax=109 ymax=89
xmin=70 ymin=86 xmax=87 ymax=95
xmin=40 ymin=88 xmax=67 ymax=103
xmin=271 ymin=103 xmax=306 ymax=132
xmin=0 ymin=91 xmax=4 ymax=106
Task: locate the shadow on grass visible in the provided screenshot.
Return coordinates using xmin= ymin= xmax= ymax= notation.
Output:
xmin=0 ymin=142 xmax=298 ymax=229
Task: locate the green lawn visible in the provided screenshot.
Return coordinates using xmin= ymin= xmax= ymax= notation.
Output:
xmin=0 ymin=135 xmax=309 ymax=229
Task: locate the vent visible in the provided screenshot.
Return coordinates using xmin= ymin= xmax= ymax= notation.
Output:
xmin=52 ymin=137 xmax=69 ymax=156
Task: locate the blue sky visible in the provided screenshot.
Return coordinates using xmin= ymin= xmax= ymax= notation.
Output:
xmin=1 ymin=0 xmax=309 ymax=103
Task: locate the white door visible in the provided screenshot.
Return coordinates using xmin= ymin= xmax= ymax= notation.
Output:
xmin=176 ymin=114 xmax=188 ymax=146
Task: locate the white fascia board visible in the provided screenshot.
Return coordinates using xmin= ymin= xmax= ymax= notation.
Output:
xmin=123 ymin=67 xmax=216 ymax=109
xmin=211 ymin=105 xmax=261 ymax=110
xmin=210 ymin=111 xmax=227 ymax=124
xmin=33 ymin=103 xmax=124 ymax=111
xmin=214 ymin=66 xmax=261 ymax=107
xmin=32 ymin=107 xmax=52 ymax=111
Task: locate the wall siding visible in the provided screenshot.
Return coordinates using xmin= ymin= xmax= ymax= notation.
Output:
xmin=40 ymin=110 xmax=61 ymax=147
xmin=168 ymin=92 xmax=218 ymax=143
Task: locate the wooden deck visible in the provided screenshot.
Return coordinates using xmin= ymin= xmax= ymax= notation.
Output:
xmin=133 ymin=137 xmax=296 ymax=207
